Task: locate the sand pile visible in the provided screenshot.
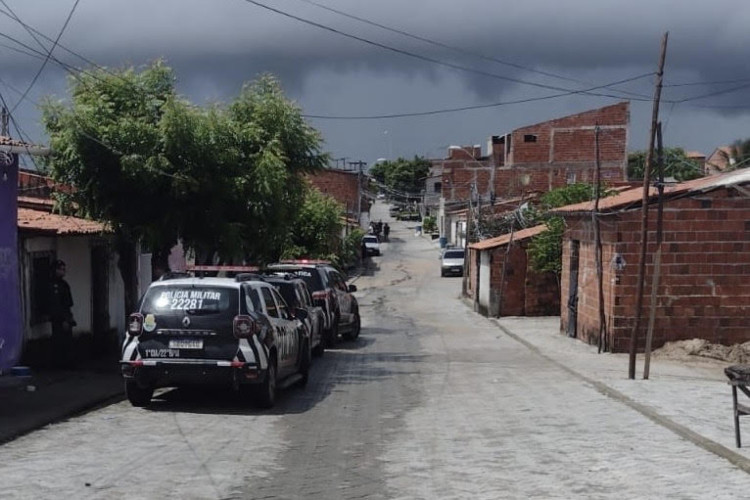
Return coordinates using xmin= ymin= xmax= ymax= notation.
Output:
xmin=654 ymin=338 xmax=750 ymax=363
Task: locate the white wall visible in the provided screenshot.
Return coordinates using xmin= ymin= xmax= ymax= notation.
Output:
xmin=479 ymin=251 xmax=491 ymax=312
xmin=57 ymin=237 xmax=93 ymax=335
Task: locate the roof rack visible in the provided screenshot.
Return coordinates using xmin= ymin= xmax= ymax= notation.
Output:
xmin=187 ymin=265 xmax=260 ymax=273
xmin=158 ymin=271 xmax=192 ymax=281
xmin=277 ymin=259 xmax=331 ymax=265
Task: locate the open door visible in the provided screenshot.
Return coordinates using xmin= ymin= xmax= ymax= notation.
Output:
xmin=566 ymin=240 xmax=580 ymax=338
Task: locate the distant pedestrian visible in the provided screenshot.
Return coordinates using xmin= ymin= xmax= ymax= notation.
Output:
xmin=383 ymin=223 xmax=390 ymax=241
xmin=48 ymin=259 xmax=75 ymax=368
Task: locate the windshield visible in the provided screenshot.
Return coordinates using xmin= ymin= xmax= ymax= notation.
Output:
xmin=444 ymin=251 xmax=465 ymax=259
xmin=364 ymin=236 xmax=379 ymax=243
xmin=141 ymin=286 xmax=237 ymax=315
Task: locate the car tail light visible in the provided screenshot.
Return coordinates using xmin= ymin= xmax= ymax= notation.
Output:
xmin=128 ymin=313 xmax=144 ymax=336
xmin=233 ymin=315 xmax=258 ymax=339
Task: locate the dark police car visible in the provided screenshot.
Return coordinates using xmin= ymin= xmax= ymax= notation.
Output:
xmin=120 ymin=267 xmax=311 ymax=408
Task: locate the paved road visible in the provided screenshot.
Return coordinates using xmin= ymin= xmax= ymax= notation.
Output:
xmin=2 ymin=201 xmax=750 ymax=499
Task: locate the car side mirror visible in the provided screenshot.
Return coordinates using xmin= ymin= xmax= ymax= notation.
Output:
xmin=295 ymin=308 xmax=308 ymax=321
xmin=348 ymin=284 xmax=357 ymax=292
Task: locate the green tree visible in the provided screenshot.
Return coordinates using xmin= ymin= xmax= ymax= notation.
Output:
xmin=627 ymin=147 xmax=704 ymax=182
xmin=42 ymin=65 xmax=327 ymax=312
xmin=370 ymin=156 xmax=430 ymax=198
xmin=282 ymin=186 xmax=344 ymax=261
xmin=527 ymin=183 xmax=614 ymax=276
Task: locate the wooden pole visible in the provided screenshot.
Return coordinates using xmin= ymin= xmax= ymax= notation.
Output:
xmin=629 ymin=32 xmax=668 ymax=380
xmin=643 ymin=122 xmax=665 ymax=379
xmin=594 ymin=125 xmax=606 ymax=353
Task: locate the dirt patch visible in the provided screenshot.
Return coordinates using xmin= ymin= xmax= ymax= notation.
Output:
xmin=654 ymin=338 xmax=750 ymax=364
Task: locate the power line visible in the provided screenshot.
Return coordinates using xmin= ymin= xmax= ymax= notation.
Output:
xmin=239 ymin=0 xmax=654 ymax=101
xmin=294 ymin=0 xmax=650 ymax=100
xmin=9 ymin=0 xmax=80 ymax=113
xmin=303 ymin=72 xmax=653 ymax=120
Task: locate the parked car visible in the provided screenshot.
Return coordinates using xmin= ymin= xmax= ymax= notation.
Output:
xmin=363 ymin=234 xmax=381 ymax=256
xmin=265 ymin=260 xmax=360 ymax=345
xmin=120 ymin=269 xmax=311 ymax=408
xmin=441 ymin=248 xmax=466 ymax=277
xmin=263 ymin=274 xmax=326 ymax=357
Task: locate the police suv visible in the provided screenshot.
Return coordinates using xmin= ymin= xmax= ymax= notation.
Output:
xmin=120 ymin=267 xmax=311 ymax=408
xmin=266 ymin=260 xmax=360 ymax=346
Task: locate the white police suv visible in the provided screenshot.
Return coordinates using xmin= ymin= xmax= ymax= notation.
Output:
xmin=120 ymin=267 xmax=311 ymax=408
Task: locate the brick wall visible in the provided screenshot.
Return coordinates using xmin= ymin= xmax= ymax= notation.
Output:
xmin=305 ymin=169 xmax=361 ymax=216
xmin=470 ymin=241 xmax=561 ymax=317
xmin=561 ymin=187 xmax=750 ymax=352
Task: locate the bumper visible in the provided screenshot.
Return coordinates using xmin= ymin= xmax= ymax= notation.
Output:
xmin=365 ymin=247 xmax=380 ymax=256
xmin=441 ymin=266 xmax=463 ymax=276
xmin=121 ymin=360 xmax=265 ymax=388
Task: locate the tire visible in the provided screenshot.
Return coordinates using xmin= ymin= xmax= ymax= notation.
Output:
xmin=312 ymin=338 xmax=325 ymax=357
xmin=299 ymin=341 xmax=311 ymax=387
xmin=325 ymin=315 xmax=339 ymax=348
xmin=256 ymin=357 xmax=277 ymax=409
xmin=343 ymin=312 xmax=361 ymax=341
xmin=125 ymin=380 xmax=153 ymax=407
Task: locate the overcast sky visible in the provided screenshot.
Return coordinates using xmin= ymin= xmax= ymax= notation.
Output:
xmin=2 ymin=0 xmax=750 ymax=168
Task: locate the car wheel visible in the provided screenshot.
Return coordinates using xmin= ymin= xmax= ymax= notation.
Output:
xmin=299 ymin=341 xmax=311 ymax=387
xmin=312 ymin=337 xmax=325 ymax=357
xmin=343 ymin=312 xmax=361 ymax=341
xmin=325 ymin=315 xmax=339 ymax=348
xmin=256 ymin=357 xmax=277 ymax=409
xmin=125 ymin=380 xmax=153 ymax=407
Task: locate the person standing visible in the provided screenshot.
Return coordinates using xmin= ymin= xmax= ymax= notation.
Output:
xmin=48 ymin=259 xmax=75 ymax=368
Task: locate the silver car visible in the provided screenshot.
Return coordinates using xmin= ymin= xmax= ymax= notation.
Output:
xmin=440 ymin=249 xmax=465 ymax=277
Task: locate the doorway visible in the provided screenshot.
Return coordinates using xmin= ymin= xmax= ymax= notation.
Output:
xmin=566 ymin=240 xmax=580 ymax=338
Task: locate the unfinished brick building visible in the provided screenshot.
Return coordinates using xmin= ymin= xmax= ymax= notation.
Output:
xmin=305 ymin=168 xmax=363 ymax=220
xmin=554 ymin=169 xmax=750 ymax=352
xmin=467 ymin=225 xmax=560 ymax=317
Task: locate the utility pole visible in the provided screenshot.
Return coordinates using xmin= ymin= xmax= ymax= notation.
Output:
xmin=462 ymin=183 xmax=475 ymax=297
xmin=644 ymin=123 xmax=665 ymax=379
xmin=1 ymin=107 xmax=8 ymax=136
xmin=594 ymin=125 xmax=607 ymax=353
xmin=629 ymin=32 xmax=669 ymax=380
xmin=348 ymin=161 xmax=367 ymax=223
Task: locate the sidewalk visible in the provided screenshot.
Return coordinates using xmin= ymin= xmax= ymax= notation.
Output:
xmin=0 ymin=361 xmax=123 ymax=445
xmin=490 ymin=315 xmax=750 ymax=471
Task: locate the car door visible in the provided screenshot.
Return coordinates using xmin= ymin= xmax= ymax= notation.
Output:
xmin=260 ymin=285 xmax=291 ymax=376
xmin=267 ymin=286 xmax=299 ymax=376
xmin=329 ymin=270 xmax=354 ymax=326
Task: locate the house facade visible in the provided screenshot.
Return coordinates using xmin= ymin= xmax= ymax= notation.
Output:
xmin=467 ymin=225 xmax=559 ymax=317
xmin=555 ymin=169 xmax=750 ymax=352
xmin=17 ymin=198 xmax=127 ymax=364
xmin=305 ymin=168 xmax=365 ymax=222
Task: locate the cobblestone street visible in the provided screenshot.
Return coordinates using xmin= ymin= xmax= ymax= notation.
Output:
xmin=2 ymin=203 xmax=750 ymax=499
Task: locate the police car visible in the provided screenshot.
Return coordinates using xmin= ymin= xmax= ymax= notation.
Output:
xmin=120 ymin=266 xmax=311 ymax=408
xmin=266 ymin=260 xmax=360 ymax=346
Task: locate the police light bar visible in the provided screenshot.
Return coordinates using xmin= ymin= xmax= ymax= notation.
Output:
xmin=278 ymin=259 xmax=331 ymax=265
xmin=187 ymin=265 xmax=260 ymax=272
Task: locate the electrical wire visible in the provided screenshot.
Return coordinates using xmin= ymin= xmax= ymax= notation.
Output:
xmin=294 ymin=0 xmax=650 ymax=101
xmin=9 ymin=0 xmax=81 ymax=113
xmin=239 ymin=0 xmax=655 ymax=102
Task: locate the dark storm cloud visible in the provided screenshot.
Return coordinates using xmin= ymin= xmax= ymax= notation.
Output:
xmin=1 ymin=0 xmax=750 ymax=160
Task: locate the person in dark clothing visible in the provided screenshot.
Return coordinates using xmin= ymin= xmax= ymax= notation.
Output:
xmin=383 ymin=223 xmax=390 ymax=242
xmin=49 ymin=259 xmax=75 ymax=367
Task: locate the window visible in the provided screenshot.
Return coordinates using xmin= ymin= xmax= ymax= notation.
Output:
xmin=272 ymin=289 xmax=290 ymax=319
xmin=30 ymin=252 xmax=53 ymax=325
xmin=566 ymin=172 xmax=577 ymax=185
xmin=434 ymin=182 xmax=442 ymax=193
xmin=261 ymin=287 xmax=278 ymax=317
xmin=244 ymin=286 xmax=262 ymax=313
xmin=524 ymin=134 xmax=537 ymax=143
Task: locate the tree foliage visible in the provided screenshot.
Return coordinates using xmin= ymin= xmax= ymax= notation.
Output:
xmin=526 ymin=183 xmax=614 ymax=276
xmin=627 ymin=147 xmax=704 ymax=182
xmin=369 ymin=156 xmax=430 ymax=197
xmin=282 ymin=186 xmax=343 ymax=261
xmin=41 ymin=63 xmax=327 ymax=310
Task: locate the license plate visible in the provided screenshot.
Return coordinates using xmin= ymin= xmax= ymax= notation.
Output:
xmin=169 ymin=339 xmax=203 ymax=349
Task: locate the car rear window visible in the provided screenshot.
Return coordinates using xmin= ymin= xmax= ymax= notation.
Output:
xmin=141 ymin=286 xmax=237 ymax=315
xmin=444 ymin=251 xmax=465 ymax=259
xmin=364 ymin=236 xmax=378 ymax=243
xmin=270 ymin=267 xmax=324 ymax=291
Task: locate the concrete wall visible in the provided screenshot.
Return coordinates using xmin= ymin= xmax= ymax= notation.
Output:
xmin=561 ymin=187 xmax=750 ymax=352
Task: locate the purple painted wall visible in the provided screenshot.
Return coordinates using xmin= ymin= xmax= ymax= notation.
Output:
xmin=0 ymin=152 xmax=20 ymax=373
